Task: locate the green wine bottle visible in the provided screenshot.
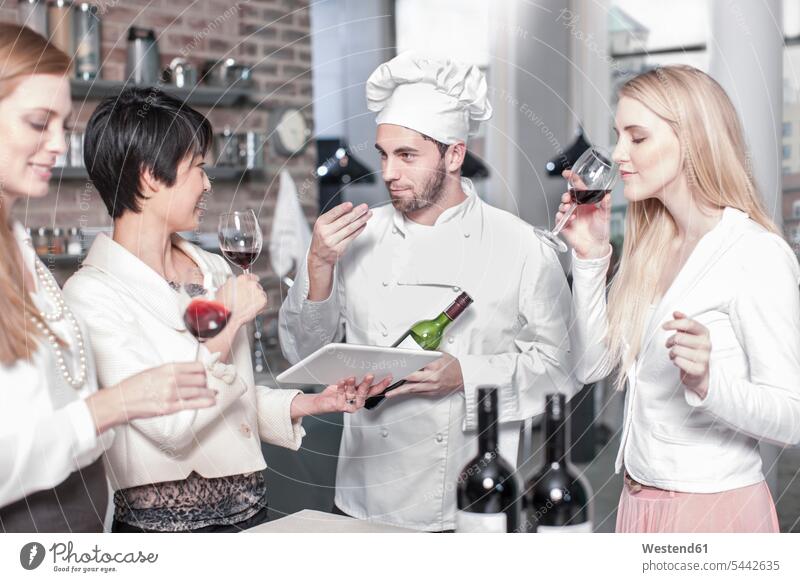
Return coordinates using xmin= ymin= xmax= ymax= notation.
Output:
xmin=364 ymin=291 xmax=473 ymax=410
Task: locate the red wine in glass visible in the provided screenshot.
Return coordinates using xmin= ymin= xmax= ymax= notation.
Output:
xmin=534 ymin=147 xmax=618 ymax=253
xmin=184 ymin=298 xmax=230 ymax=340
xmin=221 ymin=249 xmax=259 ymax=272
xmin=573 ymin=189 xmax=610 ymax=205
xmin=219 ymin=210 xmax=262 ymax=275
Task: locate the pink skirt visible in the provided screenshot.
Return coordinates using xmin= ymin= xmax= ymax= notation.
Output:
xmin=616 ymin=478 xmax=780 ymax=533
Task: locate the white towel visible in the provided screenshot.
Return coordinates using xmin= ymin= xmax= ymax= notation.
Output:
xmin=269 ymin=169 xmax=312 ymax=278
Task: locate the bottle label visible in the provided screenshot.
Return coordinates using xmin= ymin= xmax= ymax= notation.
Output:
xmin=395 ymin=335 xmax=424 ymax=351
xmin=455 ymin=510 xmax=507 ymax=533
xmin=537 ymin=521 xmax=593 ymax=533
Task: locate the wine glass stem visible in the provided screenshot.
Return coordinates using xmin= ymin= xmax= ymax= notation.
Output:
xmin=551 ymin=201 xmax=578 ymax=237
xmin=243 ymin=267 xmax=263 ymax=371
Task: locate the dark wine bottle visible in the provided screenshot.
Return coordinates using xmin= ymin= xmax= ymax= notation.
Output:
xmin=455 ymin=387 xmax=522 ymax=532
xmin=363 ymin=291 xmax=472 ymax=410
xmin=523 ymin=393 xmax=593 ymax=532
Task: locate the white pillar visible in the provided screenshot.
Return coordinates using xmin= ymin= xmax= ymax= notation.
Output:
xmin=709 ymin=0 xmax=783 ymax=495
xmin=485 ymin=0 xmax=572 ymax=238
xmin=709 ymin=0 xmax=783 ymax=224
xmin=485 ymin=0 xmax=521 ymax=214
xmin=568 ymin=0 xmax=612 ymax=152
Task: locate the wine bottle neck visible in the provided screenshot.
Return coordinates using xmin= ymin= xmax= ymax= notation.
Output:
xmin=478 ymin=423 xmax=498 ymax=453
xmin=445 ymin=291 xmax=473 ymax=320
xmin=543 ymin=393 xmax=568 ymax=464
xmin=544 ymin=417 xmax=567 ymax=464
xmin=477 ymin=391 xmax=499 ymax=453
xmin=435 ymin=311 xmax=453 ymax=328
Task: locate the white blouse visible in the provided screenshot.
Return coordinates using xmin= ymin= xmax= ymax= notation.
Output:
xmin=0 ymin=222 xmax=112 ymax=508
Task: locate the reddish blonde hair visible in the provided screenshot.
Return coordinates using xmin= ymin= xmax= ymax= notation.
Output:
xmin=0 ymin=23 xmax=71 ymax=365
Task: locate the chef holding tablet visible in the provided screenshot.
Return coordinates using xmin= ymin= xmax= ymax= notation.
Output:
xmin=279 ymin=51 xmax=577 ymax=532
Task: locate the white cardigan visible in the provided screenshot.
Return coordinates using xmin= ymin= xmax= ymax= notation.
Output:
xmin=572 ymin=207 xmax=800 ymax=493
xmin=62 ymin=233 xmax=304 ymax=491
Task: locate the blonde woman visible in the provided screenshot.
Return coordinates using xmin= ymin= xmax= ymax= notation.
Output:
xmin=0 ymin=25 xmax=217 ymax=533
xmin=561 ymin=65 xmax=800 ymax=533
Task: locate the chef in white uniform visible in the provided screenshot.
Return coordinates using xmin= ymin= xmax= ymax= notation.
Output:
xmin=279 ymin=51 xmax=577 ymax=531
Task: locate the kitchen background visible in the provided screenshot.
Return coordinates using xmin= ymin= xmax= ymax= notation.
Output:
xmin=2 ymin=1 xmax=318 ymax=368
xmin=4 ymin=0 xmax=799 ymax=531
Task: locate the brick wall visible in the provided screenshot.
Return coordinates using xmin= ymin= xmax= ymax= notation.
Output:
xmin=2 ymin=0 xmax=317 ymax=325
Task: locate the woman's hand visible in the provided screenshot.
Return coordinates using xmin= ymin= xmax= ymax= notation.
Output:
xmin=87 ymin=362 xmax=216 ymax=435
xmin=290 ymin=375 xmax=393 ymax=419
xmin=663 ymin=311 xmax=711 ymax=400
xmin=216 ymin=274 xmax=268 ymax=326
xmin=557 ymin=169 xmax=612 ymax=259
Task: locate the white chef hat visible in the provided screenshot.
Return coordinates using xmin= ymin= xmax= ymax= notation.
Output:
xmin=366 ymin=51 xmax=493 ymax=145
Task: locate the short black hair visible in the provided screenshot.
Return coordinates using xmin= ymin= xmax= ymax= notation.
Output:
xmin=83 ymin=87 xmax=213 ymax=219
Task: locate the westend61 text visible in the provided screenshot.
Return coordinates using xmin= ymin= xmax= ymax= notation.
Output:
xmin=642 ymin=543 xmax=708 ymax=554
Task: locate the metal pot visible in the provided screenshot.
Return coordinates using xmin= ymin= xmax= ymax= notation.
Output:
xmin=126 ymin=27 xmax=160 ymax=86
xmin=202 ymin=58 xmax=253 ymax=89
xmin=167 ymin=57 xmax=198 ymax=88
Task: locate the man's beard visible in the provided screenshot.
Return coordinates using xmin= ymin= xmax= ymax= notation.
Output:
xmin=388 ymin=158 xmax=446 ymax=214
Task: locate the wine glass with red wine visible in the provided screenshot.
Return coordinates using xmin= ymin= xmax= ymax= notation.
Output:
xmin=218 ymin=210 xmax=263 ymax=275
xmin=534 ymin=146 xmax=618 ymax=253
xmin=184 ymin=297 xmax=230 ymax=341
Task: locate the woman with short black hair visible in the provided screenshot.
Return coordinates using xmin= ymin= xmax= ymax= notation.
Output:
xmin=64 ymin=87 xmax=391 ymax=532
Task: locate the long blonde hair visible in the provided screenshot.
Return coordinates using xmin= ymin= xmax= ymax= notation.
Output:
xmin=606 ymin=65 xmax=780 ymax=389
xmin=0 ymin=24 xmax=71 ymax=365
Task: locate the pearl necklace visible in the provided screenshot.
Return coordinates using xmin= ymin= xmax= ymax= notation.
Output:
xmin=30 ymin=258 xmax=88 ymax=389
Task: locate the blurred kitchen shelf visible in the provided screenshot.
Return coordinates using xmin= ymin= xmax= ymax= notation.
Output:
xmin=70 ymin=79 xmax=257 ymax=107
xmin=51 ymin=166 xmax=265 ymax=182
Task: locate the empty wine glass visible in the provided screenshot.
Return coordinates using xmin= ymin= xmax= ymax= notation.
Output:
xmin=218 ymin=210 xmax=263 ymax=275
xmin=534 ymin=147 xmax=618 ymax=253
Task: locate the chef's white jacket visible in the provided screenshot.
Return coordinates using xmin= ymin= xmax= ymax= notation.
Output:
xmin=279 ymin=179 xmax=576 ymax=530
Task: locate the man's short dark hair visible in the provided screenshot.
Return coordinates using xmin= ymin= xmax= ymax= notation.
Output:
xmin=421 ymin=133 xmax=449 ymax=157
xmin=83 ymin=87 xmax=213 ymax=219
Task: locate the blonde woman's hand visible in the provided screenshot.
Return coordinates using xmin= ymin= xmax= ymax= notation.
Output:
xmin=88 ymin=362 xmax=216 ymax=435
xmin=663 ymin=311 xmax=711 ymax=400
xmin=557 ymin=170 xmax=612 ymax=259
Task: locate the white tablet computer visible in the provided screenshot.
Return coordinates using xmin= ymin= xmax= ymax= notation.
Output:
xmin=275 ymin=343 xmax=442 ymax=385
